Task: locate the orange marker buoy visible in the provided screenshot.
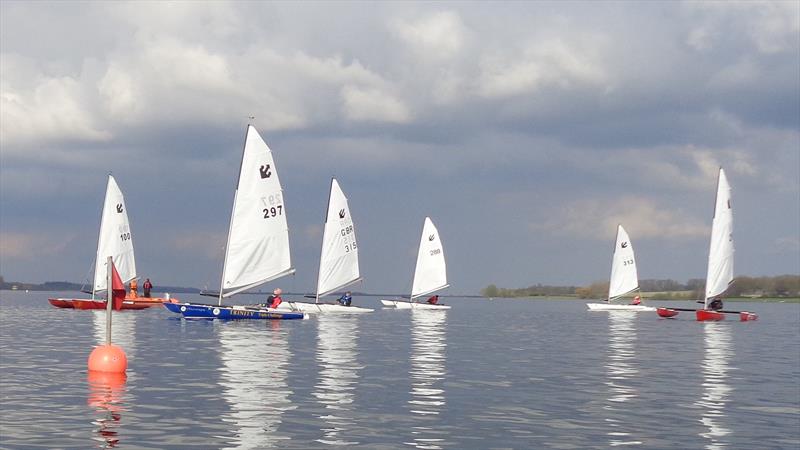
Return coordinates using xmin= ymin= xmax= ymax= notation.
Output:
xmin=88 ymin=344 xmax=128 ymax=373
xmin=87 ymin=257 xmax=128 ymax=373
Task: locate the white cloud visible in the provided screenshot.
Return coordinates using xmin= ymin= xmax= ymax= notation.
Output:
xmin=684 ymin=1 xmax=800 ymax=54
xmin=531 ymin=196 xmax=709 ymax=241
xmin=391 ymin=11 xmax=465 ymax=58
xmin=0 ymin=231 xmax=76 ymax=260
xmin=341 ymin=85 xmax=411 ymax=123
xmin=478 ymin=38 xmax=607 ymax=98
xmin=0 ymin=61 xmax=111 ymax=148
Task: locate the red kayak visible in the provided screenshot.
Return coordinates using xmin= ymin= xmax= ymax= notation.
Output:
xmin=656 ymin=307 xmax=679 ymax=318
xmin=696 ymin=309 xmax=724 ymax=321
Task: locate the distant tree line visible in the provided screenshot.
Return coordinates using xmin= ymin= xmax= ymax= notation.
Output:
xmin=481 ymin=283 xmax=579 ymax=298
xmin=0 ymin=276 xmax=201 ymax=294
xmin=482 ymin=275 xmax=800 ymax=299
xmin=0 ymin=276 xmax=84 ymax=292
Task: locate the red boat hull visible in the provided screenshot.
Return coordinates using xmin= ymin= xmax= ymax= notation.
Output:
xmin=48 ymin=298 xmax=76 ymax=308
xmin=696 ymin=309 xmax=724 ymax=321
xmin=740 ymin=312 xmax=758 ymax=321
xmin=48 ymin=297 xmax=175 ymax=310
xmin=657 ymin=308 xmax=679 ymax=318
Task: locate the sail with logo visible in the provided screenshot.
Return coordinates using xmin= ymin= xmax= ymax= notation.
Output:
xmin=381 ymin=217 xmax=451 ymax=310
xmin=276 ymin=178 xmax=372 ymax=313
xmin=49 ymin=175 xmax=173 ymax=310
xmin=164 ymin=124 xmax=305 ymax=320
xmin=587 ymin=225 xmax=655 ymax=311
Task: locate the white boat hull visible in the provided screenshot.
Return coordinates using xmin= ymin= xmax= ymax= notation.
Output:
xmin=380 ymin=300 xmax=451 ymax=310
xmin=586 ymin=303 xmax=656 ymax=312
xmin=275 ymin=301 xmax=373 ymax=314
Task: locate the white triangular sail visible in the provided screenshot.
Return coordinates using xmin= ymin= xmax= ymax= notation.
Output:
xmin=704 ymin=167 xmax=734 ymax=305
xmin=94 ymin=175 xmax=136 ymax=292
xmin=411 ymin=217 xmax=449 ymax=299
xmin=316 ymin=178 xmax=361 ymax=299
xmin=608 ymin=225 xmax=639 ymax=301
xmin=221 ymin=125 xmax=294 ymax=298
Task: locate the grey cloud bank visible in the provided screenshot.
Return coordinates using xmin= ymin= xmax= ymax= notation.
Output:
xmin=1 ymin=1 xmax=798 ymax=294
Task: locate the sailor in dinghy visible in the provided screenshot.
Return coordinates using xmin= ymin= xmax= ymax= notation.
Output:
xmin=163 ymin=124 xmax=305 ymax=320
xmin=273 ymin=178 xmax=373 ymax=313
xmin=381 ymin=217 xmax=451 ymax=310
xmin=587 ymin=225 xmax=655 ymax=312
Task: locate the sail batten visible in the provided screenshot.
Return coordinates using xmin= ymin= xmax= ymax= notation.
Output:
xmin=222 ymin=268 xmax=296 ymax=298
xmin=317 ymin=277 xmax=364 ymax=299
xmin=315 ymin=178 xmax=360 ymax=299
xmin=411 ymin=284 xmax=450 ymax=300
xmin=608 ymin=225 xmax=639 ymax=302
xmin=220 ymin=125 xmax=292 ymax=298
xmin=704 ymin=167 xmax=734 ymax=304
xmin=411 ymin=217 xmax=448 ymax=299
xmin=94 ymin=175 xmax=136 ymax=293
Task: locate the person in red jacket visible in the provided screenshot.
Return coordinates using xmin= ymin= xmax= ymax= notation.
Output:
xmin=265 ymin=288 xmax=283 ymax=309
xmin=427 ymin=295 xmax=439 ymax=305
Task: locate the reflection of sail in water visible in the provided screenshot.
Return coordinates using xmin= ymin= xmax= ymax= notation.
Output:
xmin=697 ymin=323 xmax=732 ymax=449
xmin=407 ymin=309 xmax=447 ymax=449
xmin=218 ymin=322 xmax=293 ymax=449
xmin=314 ymin=315 xmax=362 ymax=445
xmin=92 ymin=311 xmax=136 ymax=358
xmin=87 ymin=371 xmax=127 ymax=449
xmin=604 ymin=311 xmax=641 ymax=446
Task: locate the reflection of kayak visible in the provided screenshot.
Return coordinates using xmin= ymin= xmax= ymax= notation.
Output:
xmin=49 ymin=296 xmax=178 ymax=310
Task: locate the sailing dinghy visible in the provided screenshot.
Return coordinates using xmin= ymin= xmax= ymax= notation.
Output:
xmin=163 ymin=125 xmax=305 ymax=320
xmin=587 ymin=225 xmax=655 ymax=312
xmin=275 ymin=178 xmax=373 ymax=313
xmin=381 ymin=217 xmax=451 ymax=310
xmin=657 ymin=168 xmax=757 ymax=321
xmin=48 ymin=175 xmax=173 ymax=310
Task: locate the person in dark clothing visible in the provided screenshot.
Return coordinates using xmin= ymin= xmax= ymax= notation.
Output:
xmin=337 ymin=291 xmax=352 ymax=306
xmin=142 ymin=278 xmax=153 ymax=298
xmin=708 ymin=297 xmax=723 ymax=311
xmin=427 ymin=295 xmax=439 ymax=305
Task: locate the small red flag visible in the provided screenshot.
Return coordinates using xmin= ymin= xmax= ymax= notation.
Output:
xmin=110 ymin=262 xmax=126 ymax=311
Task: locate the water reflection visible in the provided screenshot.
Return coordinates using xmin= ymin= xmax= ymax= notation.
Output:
xmin=92 ymin=311 xmax=136 ymax=358
xmin=604 ymin=311 xmax=642 ymax=447
xmin=314 ymin=315 xmax=362 ymax=445
xmin=406 ymin=310 xmax=447 ymax=449
xmin=87 ymin=371 xmax=127 ymax=449
xmin=696 ymin=323 xmax=732 ymax=449
xmin=218 ymin=321 xmax=294 ymax=449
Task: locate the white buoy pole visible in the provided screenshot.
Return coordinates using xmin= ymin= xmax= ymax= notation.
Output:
xmin=106 ymin=256 xmax=113 ymax=345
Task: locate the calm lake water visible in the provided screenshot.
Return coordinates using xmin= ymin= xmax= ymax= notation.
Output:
xmin=1 ymin=291 xmax=798 ymax=449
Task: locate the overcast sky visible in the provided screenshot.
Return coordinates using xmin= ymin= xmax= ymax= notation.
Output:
xmin=1 ymin=1 xmax=798 ymax=295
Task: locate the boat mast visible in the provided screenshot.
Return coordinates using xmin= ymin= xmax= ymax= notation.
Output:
xmin=217 ymin=124 xmax=251 ymax=306
xmin=315 ymin=177 xmax=335 ymax=304
xmin=92 ymin=174 xmax=112 ymax=301
xmin=703 ymin=167 xmax=722 ymax=309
